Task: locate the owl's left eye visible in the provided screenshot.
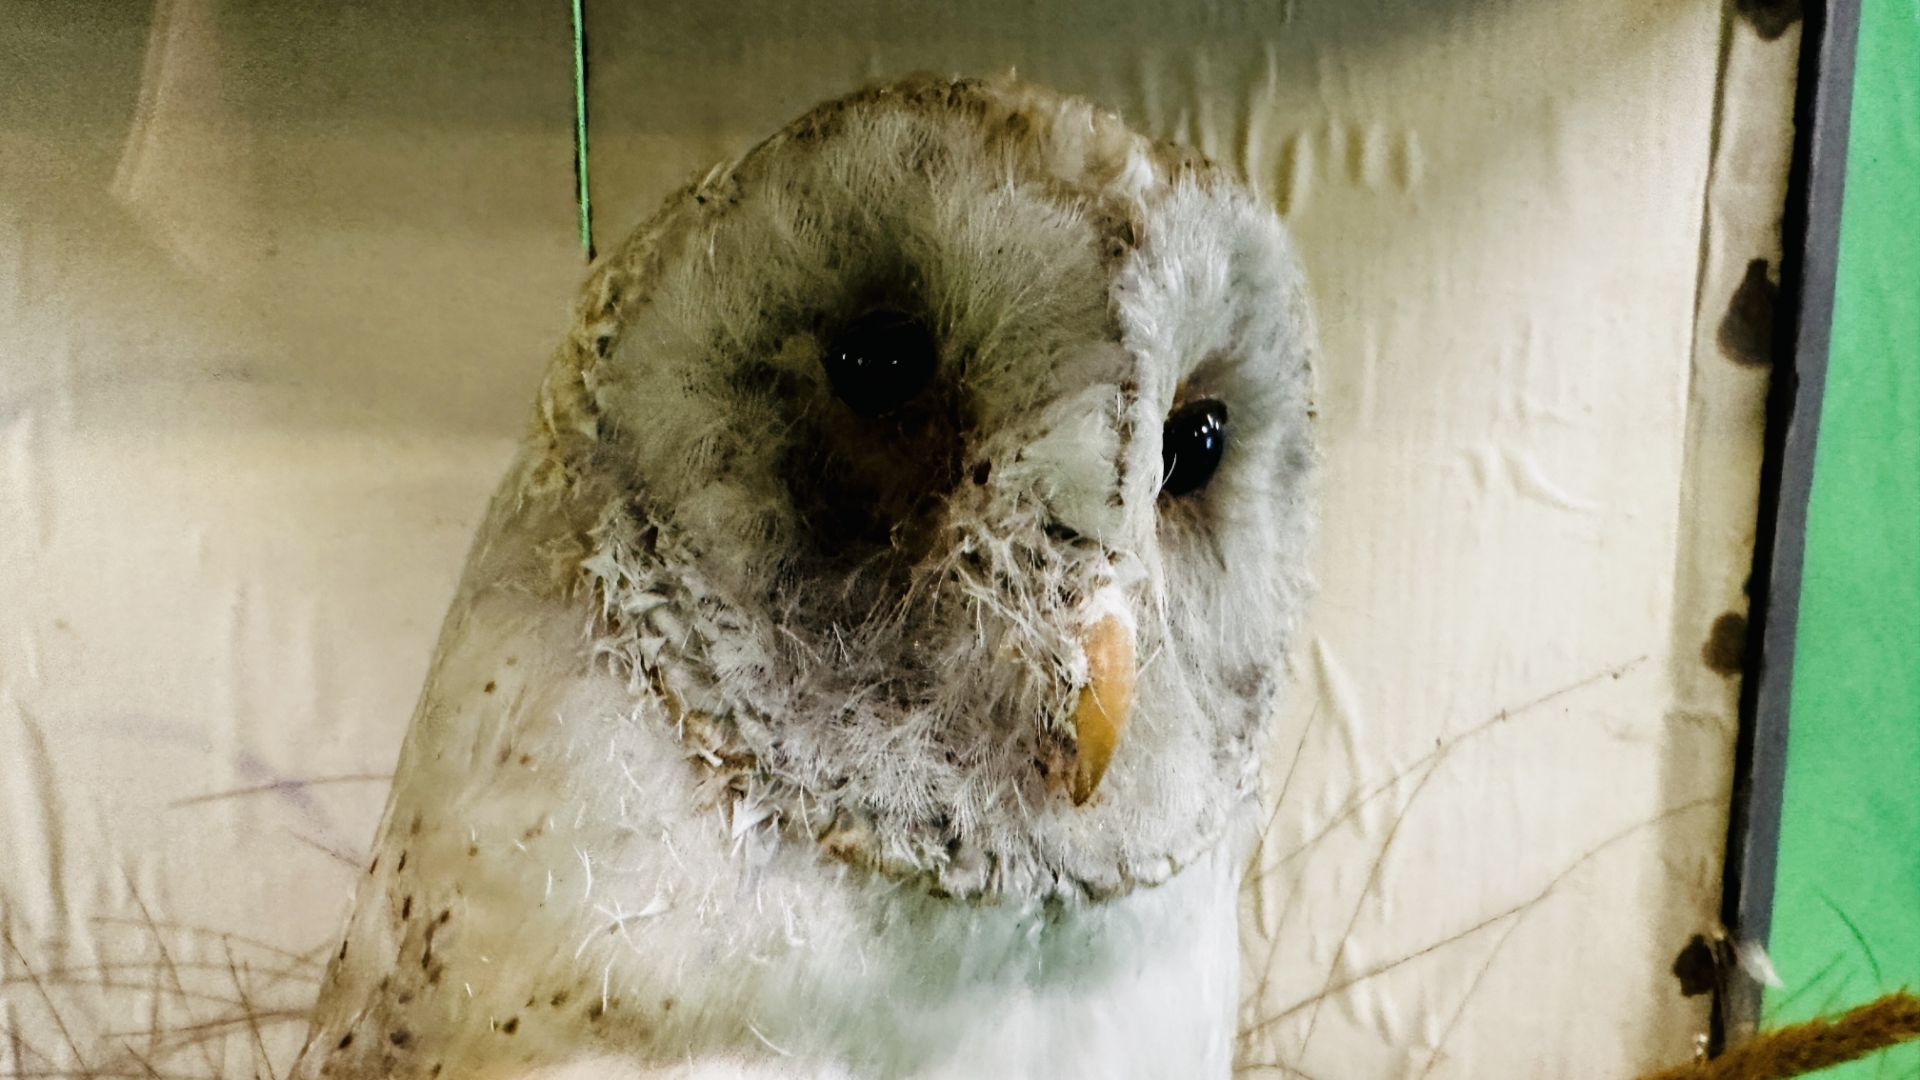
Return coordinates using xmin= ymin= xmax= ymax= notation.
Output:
xmin=821 ymin=309 xmax=938 ymax=418
xmin=1161 ymin=400 xmax=1228 ymax=497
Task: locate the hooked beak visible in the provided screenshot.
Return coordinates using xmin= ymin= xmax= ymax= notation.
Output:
xmin=1066 ymin=610 xmax=1137 ymax=806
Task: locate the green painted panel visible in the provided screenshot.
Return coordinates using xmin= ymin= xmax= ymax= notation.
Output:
xmin=1763 ymin=1 xmax=1920 ymax=1076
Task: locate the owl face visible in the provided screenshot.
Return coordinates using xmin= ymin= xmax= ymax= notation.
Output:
xmin=551 ymin=77 xmax=1314 ymax=903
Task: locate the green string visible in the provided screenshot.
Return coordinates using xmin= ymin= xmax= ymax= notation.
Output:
xmin=571 ymin=0 xmax=593 ymax=260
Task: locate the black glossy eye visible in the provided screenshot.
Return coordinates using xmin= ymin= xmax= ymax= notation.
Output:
xmin=820 ymin=309 xmax=938 ymax=418
xmin=1161 ymin=400 xmax=1228 ymax=496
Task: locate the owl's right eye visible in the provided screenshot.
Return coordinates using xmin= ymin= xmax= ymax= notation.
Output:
xmin=820 ymin=309 xmax=938 ymax=418
xmin=1161 ymin=400 xmax=1228 ymax=497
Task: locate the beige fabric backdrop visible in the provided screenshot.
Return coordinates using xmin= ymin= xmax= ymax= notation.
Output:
xmin=0 ymin=2 xmax=1799 ymax=1076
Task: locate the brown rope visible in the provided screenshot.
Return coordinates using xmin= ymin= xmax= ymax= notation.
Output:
xmin=1636 ymin=991 xmax=1920 ymax=1080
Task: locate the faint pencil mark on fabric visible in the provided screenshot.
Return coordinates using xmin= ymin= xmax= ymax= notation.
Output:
xmin=168 ymin=773 xmax=392 ymax=810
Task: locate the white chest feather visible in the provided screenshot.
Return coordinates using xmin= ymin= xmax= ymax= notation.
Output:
xmin=295 ymin=585 xmax=1246 ymax=1079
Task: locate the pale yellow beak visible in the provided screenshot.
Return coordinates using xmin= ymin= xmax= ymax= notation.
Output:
xmin=1066 ymin=612 xmax=1137 ymax=806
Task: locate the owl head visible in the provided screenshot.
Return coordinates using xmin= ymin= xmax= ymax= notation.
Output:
xmin=540 ymin=75 xmax=1314 ymax=904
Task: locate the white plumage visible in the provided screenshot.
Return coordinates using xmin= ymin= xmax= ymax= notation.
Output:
xmin=292 ymin=75 xmax=1315 ymax=1079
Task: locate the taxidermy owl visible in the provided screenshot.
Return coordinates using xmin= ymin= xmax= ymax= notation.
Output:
xmin=291 ymin=74 xmax=1315 ymax=1080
